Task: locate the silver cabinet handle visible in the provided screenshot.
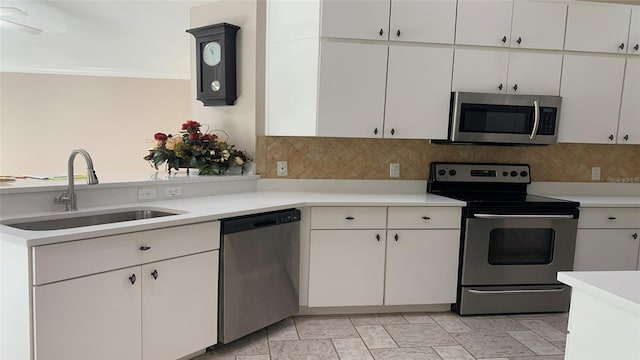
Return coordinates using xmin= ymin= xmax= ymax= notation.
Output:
xmin=469 ymin=288 xmax=565 ymax=295
xmin=530 ymin=100 xmax=539 ymax=140
xmin=474 ymin=214 xmax=575 ymax=219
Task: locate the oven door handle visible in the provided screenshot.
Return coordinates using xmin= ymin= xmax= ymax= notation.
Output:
xmin=474 ymin=214 xmax=575 ymax=219
xmin=468 ymin=288 xmax=566 ymax=295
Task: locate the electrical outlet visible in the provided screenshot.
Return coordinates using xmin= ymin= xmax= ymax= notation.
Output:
xmin=165 ymin=186 xmax=182 ymax=198
xmin=277 ymin=161 xmax=288 ymax=176
xmin=390 ymin=163 xmax=400 ymax=178
xmin=138 ymin=188 xmax=157 ymax=200
xmin=591 ymin=167 xmax=601 ymax=181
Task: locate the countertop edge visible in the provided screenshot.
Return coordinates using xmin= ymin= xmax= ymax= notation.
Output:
xmin=1 ymin=192 xmax=465 ymax=247
xmin=558 ymin=271 xmax=640 ymax=314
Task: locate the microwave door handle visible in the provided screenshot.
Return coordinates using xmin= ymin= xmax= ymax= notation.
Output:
xmin=530 ymin=100 xmax=540 ymax=141
xmin=474 ymin=214 xmax=575 ymax=219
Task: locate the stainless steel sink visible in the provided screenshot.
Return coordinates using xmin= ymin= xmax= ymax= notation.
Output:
xmin=2 ymin=208 xmax=182 ymax=231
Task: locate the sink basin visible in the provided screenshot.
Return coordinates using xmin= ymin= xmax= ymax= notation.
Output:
xmin=2 ymin=208 xmax=182 ymax=231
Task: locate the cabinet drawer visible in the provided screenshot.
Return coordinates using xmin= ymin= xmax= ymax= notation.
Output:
xmin=387 ymin=207 xmax=461 ymax=229
xmin=33 ymin=221 xmax=220 ymax=285
xmin=578 ymin=208 xmax=640 ymax=229
xmin=311 ymin=207 xmax=386 ymax=229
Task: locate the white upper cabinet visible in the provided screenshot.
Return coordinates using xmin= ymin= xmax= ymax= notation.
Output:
xmin=384 ymin=45 xmax=453 ymax=139
xmin=510 ymin=0 xmax=567 ymax=50
xmin=507 ymin=52 xmax=563 ymax=96
xmin=630 ymin=6 xmax=640 ymax=55
xmin=389 ymin=0 xmax=457 ymax=44
xmin=317 ymin=42 xmax=388 ymax=138
xmin=452 ymin=49 xmax=510 ymax=93
xmin=321 ymin=0 xmax=391 ymax=40
xmin=565 ymin=2 xmax=632 ymax=54
xmin=452 ymin=49 xmax=562 ymax=96
xmin=321 ymin=0 xmax=457 ymax=44
xmin=455 ymin=0 xmax=514 ymax=47
xmin=559 ymin=54 xmax=626 ymax=144
xmin=456 ymin=0 xmax=567 ymax=50
xmin=618 ymin=58 xmax=640 ymax=144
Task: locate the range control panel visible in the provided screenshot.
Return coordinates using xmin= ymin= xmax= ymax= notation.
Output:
xmin=431 ymin=163 xmax=531 ymax=183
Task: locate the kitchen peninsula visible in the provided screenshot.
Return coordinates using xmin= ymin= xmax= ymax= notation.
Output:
xmin=558 ymin=271 xmax=640 ymax=360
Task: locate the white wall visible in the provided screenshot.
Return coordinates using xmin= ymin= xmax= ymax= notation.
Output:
xmin=189 ymin=0 xmax=260 ymax=158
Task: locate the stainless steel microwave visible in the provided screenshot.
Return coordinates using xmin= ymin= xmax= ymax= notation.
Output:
xmin=447 ymin=92 xmax=562 ymax=145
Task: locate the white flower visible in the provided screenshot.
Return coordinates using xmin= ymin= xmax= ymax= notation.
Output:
xmin=209 ymin=150 xmax=216 ymax=156
xmin=222 ymin=149 xmax=230 ymax=160
xmin=235 ymin=157 xmax=244 ymax=165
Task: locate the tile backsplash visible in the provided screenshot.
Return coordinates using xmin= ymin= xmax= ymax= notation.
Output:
xmin=256 ymin=136 xmax=640 ymax=182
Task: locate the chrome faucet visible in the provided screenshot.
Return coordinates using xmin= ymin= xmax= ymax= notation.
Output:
xmin=54 ymin=149 xmax=99 ymax=211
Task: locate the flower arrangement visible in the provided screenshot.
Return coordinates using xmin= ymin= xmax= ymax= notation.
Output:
xmin=144 ymin=120 xmax=250 ymax=175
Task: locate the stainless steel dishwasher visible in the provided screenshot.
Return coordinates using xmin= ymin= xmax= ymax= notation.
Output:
xmin=218 ymin=208 xmax=300 ymax=344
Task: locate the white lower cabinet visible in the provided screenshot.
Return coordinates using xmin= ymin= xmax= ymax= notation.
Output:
xmin=31 ymin=222 xmax=220 ymax=360
xmin=308 ymin=229 xmax=386 ymax=307
xmin=573 ymin=207 xmax=640 ymax=271
xmin=307 ymin=206 xmax=461 ymax=308
xmin=34 ymin=267 xmax=142 ymax=360
xmin=142 ymin=251 xmax=218 ymax=360
xmin=385 ymin=229 xmax=460 ymax=305
xmin=574 ymin=230 xmax=639 ymax=271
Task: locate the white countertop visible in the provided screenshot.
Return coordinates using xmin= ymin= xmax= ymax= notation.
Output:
xmin=552 ymin=195 xmax=640 ymax=208
xmin=0 ymin=191 xmax=464 ymax=247
xmin=558 ymin=271 xmax=640 ymax=314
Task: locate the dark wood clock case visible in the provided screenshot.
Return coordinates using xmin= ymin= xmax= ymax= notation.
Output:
xmin=187 ymin=23 xmax=240 ymax=106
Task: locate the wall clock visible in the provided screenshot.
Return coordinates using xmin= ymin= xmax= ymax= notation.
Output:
xmin=187 ymin=23 xmax=240 ymax=106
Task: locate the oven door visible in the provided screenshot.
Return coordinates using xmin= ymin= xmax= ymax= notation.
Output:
xmin=460 ymin=210 xmax=578 ymax=286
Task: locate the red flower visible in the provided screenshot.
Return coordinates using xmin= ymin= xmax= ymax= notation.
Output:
xmin=154 ymin=132 xmax=168 ymax=141
xmin=182 ymin=120 xmax=201 ymax=131
xmin=189 ymin=132 xmax=200 ymax=141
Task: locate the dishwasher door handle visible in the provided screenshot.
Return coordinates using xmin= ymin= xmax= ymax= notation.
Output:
xmin=253 ymin=219 xmax=278 ymax=228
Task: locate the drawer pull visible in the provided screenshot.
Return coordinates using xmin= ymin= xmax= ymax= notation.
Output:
xmin=345 ymin=216 xmax=355 ymax=220
xmin=421 ymin=216 xmax=431 ymax=220
xmin=633 ymin=233 xmax=638 ymax=240
xmin=376 ymin=234 xmax=381 ymax=241
xmin=128 ymin=274 xmax=136 ymax=285
xmin=139 ymin=246 xmax=151 ymax=251
xmin=607 ymin=217 xmax=617 ymax=220
xmin=394 ymin=234 xmax=399 ymax=242
xmin=151 ymin=270 xmax=159 ymax=280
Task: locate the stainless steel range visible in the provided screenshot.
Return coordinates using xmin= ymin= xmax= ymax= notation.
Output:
xmin=427 ymin=162 xmax=580 ymax=315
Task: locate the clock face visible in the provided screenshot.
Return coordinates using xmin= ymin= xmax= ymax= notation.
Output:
xmin=202 ymin=41 xmax=221 ymax=67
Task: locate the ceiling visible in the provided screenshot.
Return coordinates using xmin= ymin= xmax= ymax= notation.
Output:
xmin=0 ymin=0 xmax=213 ymax=79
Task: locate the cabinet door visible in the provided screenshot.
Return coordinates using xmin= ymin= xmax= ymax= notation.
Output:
xmin=389 ymin=0 xmax=456 ymax=44
xmin=142 ymin=251 xmax=218 ymax=360
xmin=452 ymin=48 xmax=509 ymax=94
xmin=565 ymin=2 xmax=631 ymax=54
xmin=619 ymin=58 xmax=640 ymax=144
xmin=510 ymin=0 xmax=567 ymax=50
xmin=34 ymin=267 xmax=141 ymax=360
xmin=574 ymin=229 xmax=640 ymax=271
xmin=385 ymin=230 xmax=460 ymax=305
xmin=630 ymin=7 xmax=640 ymax=55
xmin=321 ymin=0 xmax=390 ymax=40
xmin=317 ymin=41 xmax=388 ymax=138
xmin=455 ymin=0 xmax=513 ymax=47
xmin=507 ymin=52 xmax=562 ymax=96
xmin=384 ymin=45 xmax=453 ymax=139
xmin=559 ymin=55 xmax=626 ymax=144
xmin=309 ymin=230 xmax=386 ymax=307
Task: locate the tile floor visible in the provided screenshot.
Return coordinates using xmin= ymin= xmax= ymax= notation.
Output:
xmin=194 ymin=311 xmax=568 ymax=360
